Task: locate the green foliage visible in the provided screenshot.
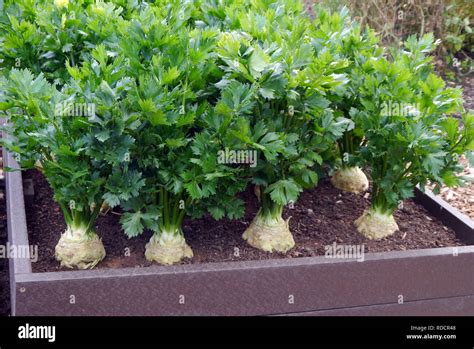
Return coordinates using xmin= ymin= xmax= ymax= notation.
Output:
xmin=209 ymin=1 xmax=351 ymax=218
xmin=312 ymin=0 xmax=473 ymax=77
xmin=0 ymin=0 xmax=471 ymax=252
xmin=0 ymin=52 xmax=142 ymax=231
xmin=112 ymin=8 xmax=247 ymax=237
xmin=351 ymin=35 xmax=472 ymax=213
xmin=0 ymin=0 xmax=128 ymax=86
xmin=308 ymin=6 xmax=384 ymax=167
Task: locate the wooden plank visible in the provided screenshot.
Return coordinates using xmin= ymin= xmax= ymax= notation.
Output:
xmin=13 ymin=247 xmax=474 ymax=316
xmin=3 ymin=148 xmax=31 ymax=315
xmin=284 ymin=294 xmax=474 ymax=316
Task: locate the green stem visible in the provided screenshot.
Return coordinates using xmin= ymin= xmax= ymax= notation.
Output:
xmin=85 ymin=202 xmax=102 ymax=234
xmin=337 ymin=138 xmax=346 ymax=164
xmin=449 ymin=136 xmax=464 ymax=152
xmin=344 ymin=131 xmax=350 ymax=160
xmin=163 ymin=189 xmax=169 ymax=230
xmin=176 ymin=205 xmax=186 ymax=228
xmin=371 ymin=183 xmax=396 ymax=214
xmin=64 ymin=207 xmax=97 ymax=236
xmin=340 ymin=130 xmax=355 ymax=168
xmin=58 ymin=202 xmax=73 ymax=226
xmin=171 ymin=197 xmax=179 ymax=230
xmin=158 ymin=190 xmax=190 ymax=236
xmin=259 ymin=190 xmax=284 ymax=223
xmin=349 ymin=132 xmax=354 ymax=154
xmin=177 ymin=196 xmax=192 ymax=228
xmin=73 ymin=210 xmax=82 ymax=228
xmin=393 ymin=161 xmax=415 ymax=186
xmin=159 ymin=187 xmax=165 ymax=229
xmin=69 ymin=52 xmax=76 ymax=67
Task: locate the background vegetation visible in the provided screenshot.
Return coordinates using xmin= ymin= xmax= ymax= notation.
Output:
xmin=307 ymin=0 xmax=473 ymax=79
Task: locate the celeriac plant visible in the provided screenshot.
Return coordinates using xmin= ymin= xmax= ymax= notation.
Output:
xmin=114 ymin=13 xmax=247 ymax=265
xmin=308 ymin=6 xmax=383 ymax=193
xmin=0 ymin=47 xmax=143 ymax=268
xmin=214 ymin=2 xmax=351 ymax=252
xmin=351 ymin=36 xmax=472 ymax=239
xmin=0 ymin=0 xmax=134 ymax=214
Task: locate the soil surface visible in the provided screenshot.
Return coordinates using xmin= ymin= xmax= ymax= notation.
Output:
xmin=25 ymin=169 xmax=464 ymax=273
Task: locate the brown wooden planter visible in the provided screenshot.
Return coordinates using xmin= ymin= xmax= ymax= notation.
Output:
xmin=5 ymin=150 xmax=474 ymax=316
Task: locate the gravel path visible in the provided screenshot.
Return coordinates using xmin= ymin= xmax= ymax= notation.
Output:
xmin=435 ymin=74 xmax=474 ymax=219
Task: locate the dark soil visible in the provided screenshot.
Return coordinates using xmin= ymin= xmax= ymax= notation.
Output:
xmin=24 ymin=169 xmax=464 ymax=273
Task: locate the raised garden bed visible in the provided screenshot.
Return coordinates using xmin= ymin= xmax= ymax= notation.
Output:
xmin=2 ymin=0 xmax=473 ymax=317
xmin=6 ymin=149 xmax=474 ymax=316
